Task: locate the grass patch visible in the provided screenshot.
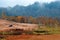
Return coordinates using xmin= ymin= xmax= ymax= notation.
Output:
xmin=43 ymin=26 xmax=60 ymax=34
xmin=0 ymin=39 xmax=6 ymax=40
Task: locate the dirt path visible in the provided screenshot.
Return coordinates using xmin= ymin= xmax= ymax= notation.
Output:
xmin=5 ymin=34 xmax=60 ymax=40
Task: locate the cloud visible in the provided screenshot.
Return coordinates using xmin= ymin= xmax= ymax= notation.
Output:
xmin=56 ymin=0 xmax=60 ymax=1
xmin=0 ymin=0 xmax=55 ymax=7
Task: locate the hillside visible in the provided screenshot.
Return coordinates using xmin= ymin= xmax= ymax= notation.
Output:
xmin=0 ymin=19 xmax=38 ymax=31
xmin=0 ymin=1 xmax=60 ymax=18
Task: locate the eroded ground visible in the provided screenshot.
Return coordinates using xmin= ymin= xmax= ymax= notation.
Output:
xmin=0 ymin=19 xmax=60 ymax=40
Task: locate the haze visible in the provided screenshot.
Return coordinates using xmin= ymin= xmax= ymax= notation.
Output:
xmin=0 ymin=0 xmax=57 ymax=7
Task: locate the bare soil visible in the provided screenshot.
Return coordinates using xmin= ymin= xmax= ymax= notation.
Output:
xmin=5 ymin=34 xmax=60 ymax=40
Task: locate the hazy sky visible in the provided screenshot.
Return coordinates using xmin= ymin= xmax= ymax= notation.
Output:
xmin=0 ymin=0 xmax=57 ymax=7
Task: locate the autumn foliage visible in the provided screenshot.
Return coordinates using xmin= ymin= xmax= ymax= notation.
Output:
xmin=1 ymin=13 xmax=60 ymax=27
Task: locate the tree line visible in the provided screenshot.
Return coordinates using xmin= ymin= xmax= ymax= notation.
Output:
xmin=1 ymin=12 xmax=60 ymax=27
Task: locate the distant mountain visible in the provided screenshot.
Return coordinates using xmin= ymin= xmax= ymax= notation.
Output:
xmin=0 ymin=1 xmax=60 ymax=18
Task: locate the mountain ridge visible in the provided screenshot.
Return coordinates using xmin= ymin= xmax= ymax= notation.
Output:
xmin=0 ymin=1 xmax=60 ymax=18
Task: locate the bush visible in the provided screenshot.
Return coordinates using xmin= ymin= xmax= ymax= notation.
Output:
xmin=0 ymin=29 xmax=24 ymax=35
xmin=33 ymin=30 xmax=52 ymax=35
xmin=0 ymin=36 xmax=5 ymax=40
xmin=24 ymin=31 xmax=33 ymax=35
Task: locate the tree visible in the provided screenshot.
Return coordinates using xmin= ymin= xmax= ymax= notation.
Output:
xmin=2 ymin=11 xmax=7 ymax=19
xmin=20 ymin=17 xmax=25 ymax=23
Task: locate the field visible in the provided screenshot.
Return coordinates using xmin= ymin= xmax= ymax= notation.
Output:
xmin=0 ymin=19 xmax=60 ymax=40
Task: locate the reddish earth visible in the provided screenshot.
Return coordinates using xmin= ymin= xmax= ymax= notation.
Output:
xmin=5 ymin=34 xmax=60 ymax=40
xmin=0 ymin=19 xmax=60 ymax=40
xmin=0 ymin=19 xmax=38 ymax=31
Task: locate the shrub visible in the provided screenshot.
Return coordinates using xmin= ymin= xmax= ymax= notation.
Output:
xmin=0 ymin=29 xmax=24 ymax=35
xmin=33 ymin=30 xmax=52 ymax=35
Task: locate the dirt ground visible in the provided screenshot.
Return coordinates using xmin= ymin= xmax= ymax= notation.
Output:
xmin=5 ymin=34 xmax=60 ymax=40
xmin=0 ymin=19 xmax=60 ymax=40
xmin=0 ymin=19 xmax=38 ymax=31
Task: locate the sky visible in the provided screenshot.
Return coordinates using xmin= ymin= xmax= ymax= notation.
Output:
xmin=0 ymin=0 xmax=58 ymax=7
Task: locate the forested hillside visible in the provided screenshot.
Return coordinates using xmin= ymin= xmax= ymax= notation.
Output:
xmin=0 ymin=1 xmax=60 ymax=18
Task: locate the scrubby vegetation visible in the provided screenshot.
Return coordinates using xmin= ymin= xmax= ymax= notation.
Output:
xmin=0 ymin=26 xmax=60 ymax=35
xmin=0 ymin=29 xmax=24 ymax=35
xmin=2 ymin=12 xmax=60 ymax=27
xmin=0 ymin=36 xmax=6 ymax=40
